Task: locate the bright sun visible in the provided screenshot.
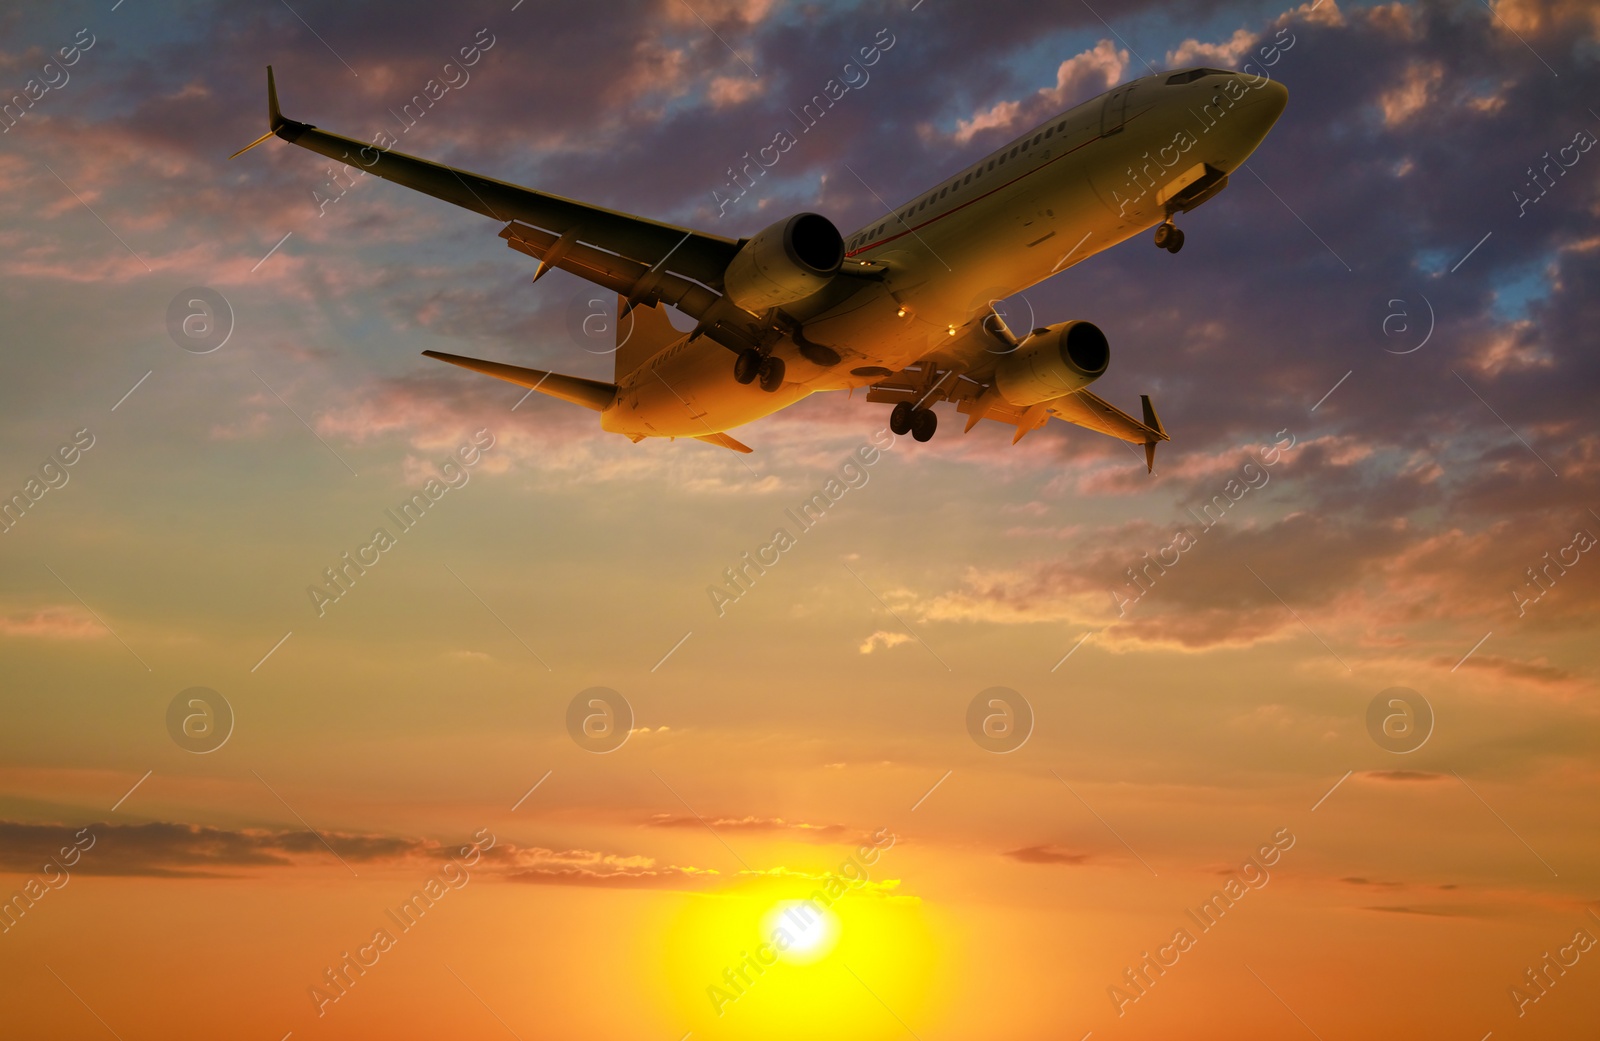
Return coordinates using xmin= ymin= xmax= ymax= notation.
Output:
xmin=761 ymin=900 xmax=840 ymax=963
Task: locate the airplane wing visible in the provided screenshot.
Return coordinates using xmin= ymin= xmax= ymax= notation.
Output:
xmin=1044 ymin=389 xmax=1168 ymax=447
xmin=865 ymin=351 xmax=1170 ymax=469
xmin=233 ymin=67 xmax=756 ymax=328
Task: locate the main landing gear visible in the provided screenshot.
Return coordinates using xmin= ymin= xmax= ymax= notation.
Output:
xmin=733 ymin=349 xmax=786 ymax=392
xmin=1153 ymin=221 xmax=1185 ymax=254
xmin=889 ymin=400 xmax=938 ymax=442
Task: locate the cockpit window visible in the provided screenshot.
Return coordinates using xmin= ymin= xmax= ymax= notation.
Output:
xmin=1165 ymin=68 xmax=1229 ymax=85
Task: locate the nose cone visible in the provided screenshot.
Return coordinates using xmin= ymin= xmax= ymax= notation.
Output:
xmin=1222 ymin=76 xmax=1287 ymax=158
xmin=1258 ymin=78 xmax=1289 ymax=123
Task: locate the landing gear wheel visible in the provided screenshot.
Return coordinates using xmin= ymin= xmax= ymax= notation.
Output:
xmin=1165 ymin=228 xmax=1186 ymax=254
xmin=889 ymin=401 xmax=915 ymax=436
xmin=910 ymin=407 xmax=938 ymax=442
xmin=757 ymin=355 xmax=786 ymax=393
xmin=1153 ymin=222 xmax=1175 ymax=249
xmin=733 ymin=349 xmax=762 ymax=384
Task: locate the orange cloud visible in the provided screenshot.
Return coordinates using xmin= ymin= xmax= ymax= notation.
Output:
xmin=0 ymin=607 xmax=105 ymax=640
xmin=940 ymin=40 xmax=1127 ymax=147
xmin=645 ymin=814 xmax=851 ymax=841
xmin=1378 ymin=61 xmax=1444 ymax=127
xmin=1004 ymin=845 xmax=1093 ymax=865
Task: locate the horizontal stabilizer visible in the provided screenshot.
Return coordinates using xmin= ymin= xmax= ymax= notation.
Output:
xmin=422 ymin=350 xmax=616 ymax=412
xmin=693 ymin=432 xmax=753 ymax=453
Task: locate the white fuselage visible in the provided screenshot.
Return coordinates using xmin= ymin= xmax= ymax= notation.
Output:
xmin=603 ymin=69 xmax=1288 ymax=439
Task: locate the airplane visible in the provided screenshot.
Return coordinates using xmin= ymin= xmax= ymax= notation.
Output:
xmin=233 ymin=64 xmax=1287 ymax=468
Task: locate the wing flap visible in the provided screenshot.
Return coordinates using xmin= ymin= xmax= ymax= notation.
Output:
xmin=501 ymin=222 xmax=762 ymax=353
xmin=693 ymin=432 xmax=754 ymax=453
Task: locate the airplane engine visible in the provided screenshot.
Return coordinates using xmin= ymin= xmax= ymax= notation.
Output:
xmin=994 ymin=321 xmax=1110 ymax=406
xmin=722 ymin=212 xmax=843 ymax=313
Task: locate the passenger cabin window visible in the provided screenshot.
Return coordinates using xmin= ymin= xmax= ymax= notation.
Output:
xmin=1033 ymin=133 xmax=1042 ymax=145
xmin=964 ymin=173 xmax=972 ymax=184
xmin=1044 ymin=127 xmax=1053 ymax=138
xmin=1009 ymin=146 xmax=1018 ymax=157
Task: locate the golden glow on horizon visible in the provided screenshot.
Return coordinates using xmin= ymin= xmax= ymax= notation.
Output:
xmin=659 ymin=877 xmax=941 ymax=1041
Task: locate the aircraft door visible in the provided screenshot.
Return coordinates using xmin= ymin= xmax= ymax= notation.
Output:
xmin=1100 ymin=84 xmax=1133 ymax=136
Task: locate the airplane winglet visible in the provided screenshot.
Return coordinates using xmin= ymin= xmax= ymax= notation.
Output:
xmin=1140 ymin=394 xmax=1166 ymax=473
xmin=228 ymin=65 xmax=303 ymax=159
xmin=267 ymin=64 xmax=283 ymax=130
xmin=1140 ymin=394 xmax=1167 ymax=439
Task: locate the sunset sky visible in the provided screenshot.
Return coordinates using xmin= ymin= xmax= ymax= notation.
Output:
xmin=2 ymin=0 xmax=1598 ymax=1038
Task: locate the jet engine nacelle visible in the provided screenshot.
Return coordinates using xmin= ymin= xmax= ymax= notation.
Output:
xmin=994 ymin=321 xmax=1110 ymax=406
xmin=722 ymin=212 xmax=843 ymax=314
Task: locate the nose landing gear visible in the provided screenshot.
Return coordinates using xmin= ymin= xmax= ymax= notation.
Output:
xmin=1153 ymin=221 xmax=1185 ymax=253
